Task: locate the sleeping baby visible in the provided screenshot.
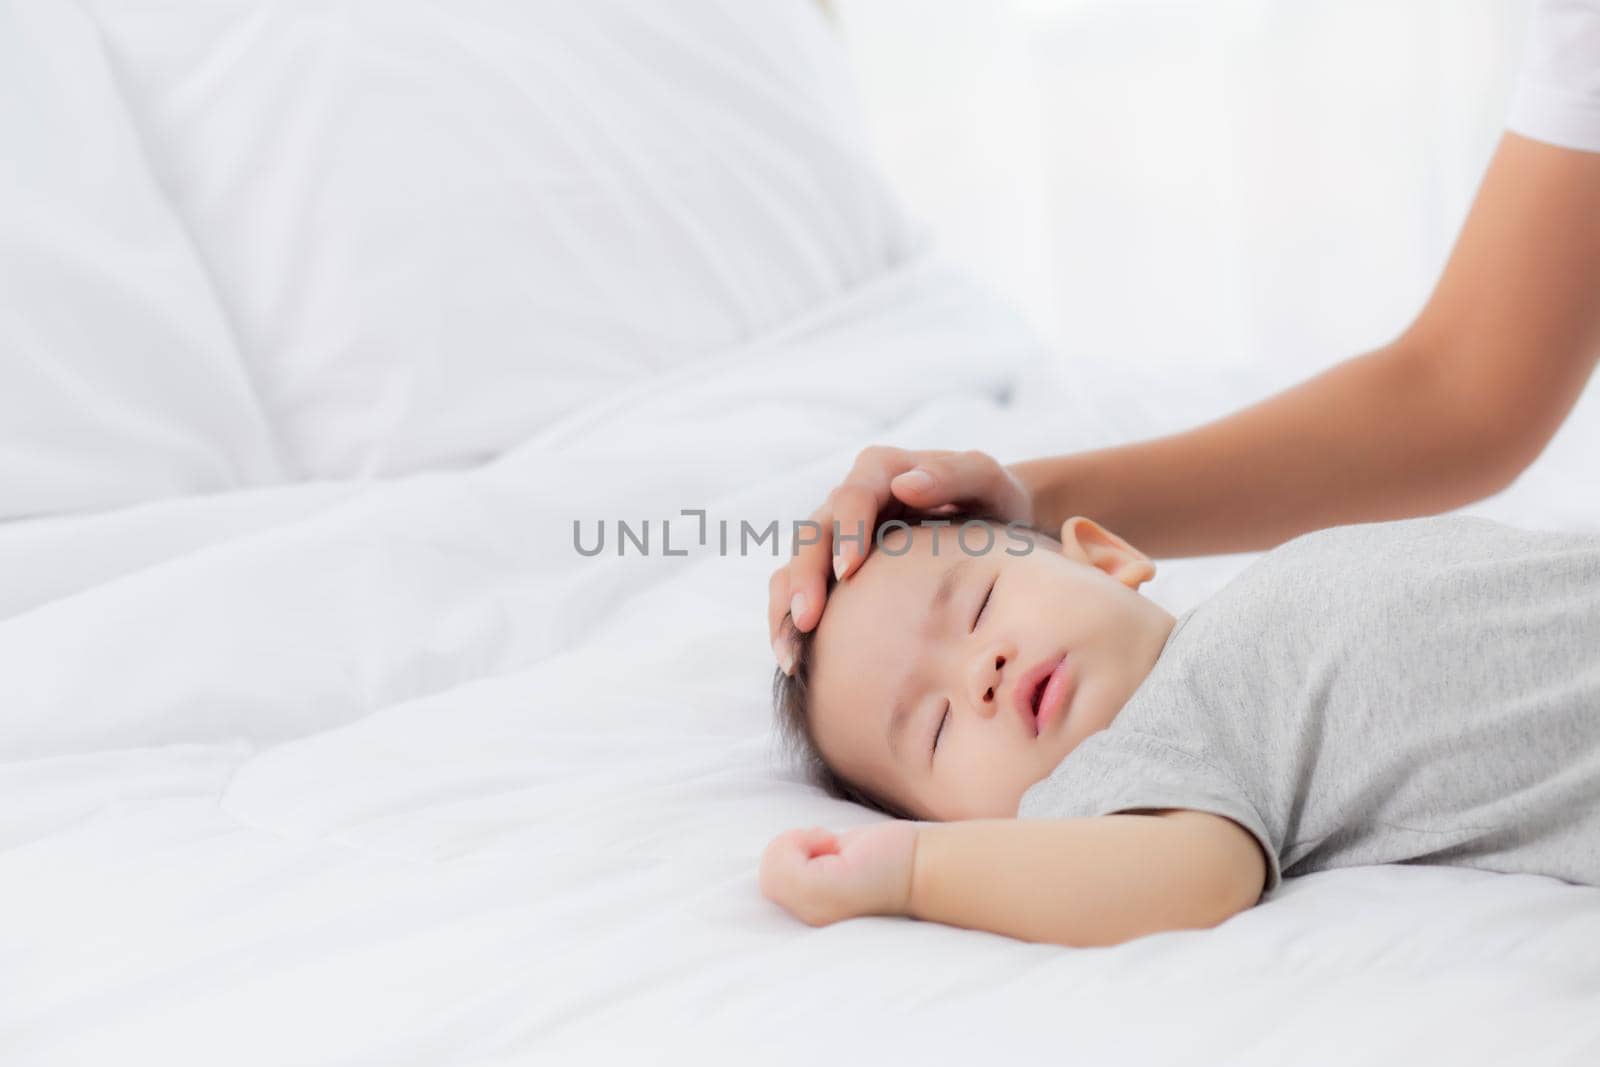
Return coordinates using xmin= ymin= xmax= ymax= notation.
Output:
xmin=759 ymin=511 xmax=1600 ymax=946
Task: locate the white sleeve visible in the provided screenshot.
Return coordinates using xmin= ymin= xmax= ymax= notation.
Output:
xmin=1506 ymin=0 xmax=1600 ymax=153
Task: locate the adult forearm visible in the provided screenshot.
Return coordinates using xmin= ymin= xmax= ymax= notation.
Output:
xmin=906 ymin=817 xmax=1253 ymax=948
xmin=1010 ymin=339 xmax=1513 ymax=559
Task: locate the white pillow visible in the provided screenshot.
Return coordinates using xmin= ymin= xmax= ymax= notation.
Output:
xmin=85 ymin=0 xmax=921 ymax=478
xmin=0 ymin=1 xmax=286 ymax=520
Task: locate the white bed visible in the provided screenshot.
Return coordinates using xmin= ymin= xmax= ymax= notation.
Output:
xmin=3 ymin=2 xmax=1600 ymax=1064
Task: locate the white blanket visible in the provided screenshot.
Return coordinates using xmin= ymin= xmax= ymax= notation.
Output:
xmin=4 ymin=249 xmax=1600 ymax=1066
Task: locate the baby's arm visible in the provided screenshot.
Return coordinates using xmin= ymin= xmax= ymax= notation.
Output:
xmin=910 ymin=810 xmax=1266 ymax=947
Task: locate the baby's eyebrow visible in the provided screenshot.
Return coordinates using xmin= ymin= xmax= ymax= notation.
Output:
xmin=886 ymin=557 xmax=974 ymax=764
xmin=928 ymin=556 xmax=973 ymax=621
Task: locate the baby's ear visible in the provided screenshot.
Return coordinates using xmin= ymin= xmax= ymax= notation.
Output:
xmin=1057 ymin=516 xmax=1157 ymax=589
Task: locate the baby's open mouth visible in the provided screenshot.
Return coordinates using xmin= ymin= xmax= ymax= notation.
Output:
xmin=1029 ymin=673 xmax=1049 ymax=719
xmin=1013 ymin=652 xmax=1069 ymax=736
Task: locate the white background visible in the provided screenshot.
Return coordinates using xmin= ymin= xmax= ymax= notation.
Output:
xmin=830 ymin=0 xmax=1535 ymax=394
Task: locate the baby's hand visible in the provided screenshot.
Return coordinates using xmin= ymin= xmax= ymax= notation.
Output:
xmin=759 ymin=821 xmax=920 ymax=927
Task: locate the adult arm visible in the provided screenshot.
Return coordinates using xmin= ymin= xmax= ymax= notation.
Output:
xmin=1014 ymin=131 xmax=1600 ymax=558
xmin=771 ymin=132 xmax=1600 ymax=659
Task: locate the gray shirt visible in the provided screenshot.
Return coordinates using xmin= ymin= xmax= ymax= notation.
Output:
xmin=1017 ymin=515 xmax=1600 ymax=893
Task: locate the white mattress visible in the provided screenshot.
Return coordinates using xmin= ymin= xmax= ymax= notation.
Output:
xmin=3 ymin=248 xmax=1600 ymax=1066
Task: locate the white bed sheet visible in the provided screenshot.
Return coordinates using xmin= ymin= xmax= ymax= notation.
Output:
xmin=3 ymin=252 xmax=1600 ymax=1065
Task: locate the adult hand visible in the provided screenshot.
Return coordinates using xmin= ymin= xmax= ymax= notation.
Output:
xmin=759 ymin=820 xmax=922 ymax=927
xmin=768 ymin=446 xmax=1034 ymax=672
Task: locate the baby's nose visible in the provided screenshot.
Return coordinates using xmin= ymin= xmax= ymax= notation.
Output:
xmin=979 ymin=654 xmax=1007 ymax=705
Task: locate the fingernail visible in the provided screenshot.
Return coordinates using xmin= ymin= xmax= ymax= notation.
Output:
xmin=895 ymin=469 xmax=933 ymax=491
xmin=789 ymin=592 xmax=806 ymax=624
xmin=832 ymin=552 xmax=849 ymax=581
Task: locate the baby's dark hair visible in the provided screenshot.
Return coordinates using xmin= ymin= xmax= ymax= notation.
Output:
xmin=771 ymin=508 xmax=1038 ymax=820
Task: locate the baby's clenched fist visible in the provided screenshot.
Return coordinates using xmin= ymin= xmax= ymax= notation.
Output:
xmin=759 ymin=820 xmax=921 ymax=927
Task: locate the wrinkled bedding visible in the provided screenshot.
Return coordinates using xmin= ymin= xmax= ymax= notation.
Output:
xmin=4 ymin=251 xmax=1600 ymax=1064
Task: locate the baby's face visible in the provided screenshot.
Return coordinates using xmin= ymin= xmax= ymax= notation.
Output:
xmin=808 ymin=517 xmax=1176 ymax=822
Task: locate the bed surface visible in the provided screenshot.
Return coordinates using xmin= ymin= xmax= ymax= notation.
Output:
xmin=4 ymin=250 xmax=1599 ymax=1064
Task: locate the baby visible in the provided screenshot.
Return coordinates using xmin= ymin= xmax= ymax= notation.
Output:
xmin=759 ymin=510 xmax=1600 ymax=946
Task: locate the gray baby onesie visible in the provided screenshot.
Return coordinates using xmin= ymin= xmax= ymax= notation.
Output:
xmin=1017 ymin=514 xmax=1600 ymax=893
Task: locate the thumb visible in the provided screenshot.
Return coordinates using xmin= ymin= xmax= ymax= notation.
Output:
xmin=889 ymin=466 xmax=946 ymax=506
xmin=891 ymin=455 xmax=994 ymax=509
